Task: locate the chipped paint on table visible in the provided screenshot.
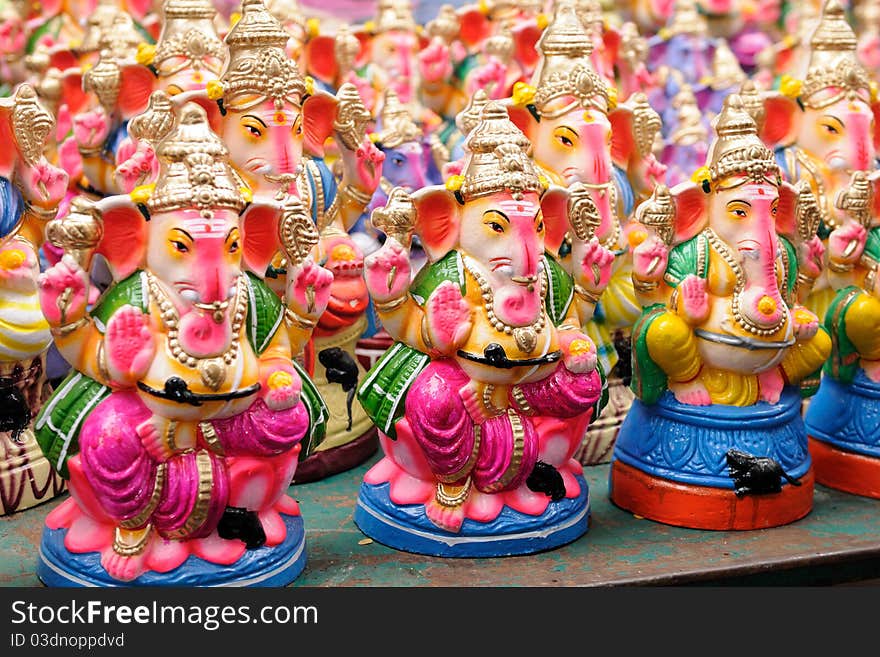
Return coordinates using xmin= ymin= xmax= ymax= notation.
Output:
xmin=2 ymin=457 xmax=880 ymax=586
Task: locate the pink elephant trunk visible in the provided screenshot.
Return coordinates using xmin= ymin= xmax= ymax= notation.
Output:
xmin=846 ymin=109 xmax=875 ymax=172
xmin=273 ymin=136 xmax=298 ymax=176
xmin=579 ymin=124 xmax=617 ymax=239
xmin=177 ymin=257 xmax=236 ymax=358
xmin=738 ymin=229 xmax=785 ymax=329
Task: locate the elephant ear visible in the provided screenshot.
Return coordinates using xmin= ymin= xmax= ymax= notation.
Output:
xmin=117 ymin=64 xmax=155 ymax=119
xmin=539 ymin=185 xmax=570 ymax=256
xmin=353 ymin=31 xmax=373 ymax=68
xmin=646 ymin=36 xmax=668 ymax=72
xmin=671 ymin=181 xmax=707 ymax=244
xmin=94 ymin=195 xmax=148 ymax=279
xmin=48 ymin=47 xmax=78 ymax=73
xmin=305 ymin=35 xmax=339 ymax=84
xmin=61 ymin=69 xmax=90 ymax=116
xmin=458 ymin=7 xmax=492 ymax=49
xmin=241 ymin=200 xmax=282 ymax=277
xmin=774 ymin=181 xmax=798 ymax=237
xmin=609 ymin=106 xmax=636 ymax=168
xmin=761 ymin=93 xmax=800 ymax=147
xmin=302 ymin=91 xmax=338 ymax=157
xmin=506 ymin=104 xmax=537 ymax=139
xmin=0 ymin=99 xmax=15 ymax=178
xmin=411 ymin=186 xmax=460 ymax=262
xmin=512 ymin=21 xmax=542 ymax=72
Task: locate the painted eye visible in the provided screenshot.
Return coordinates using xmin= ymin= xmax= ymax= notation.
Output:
xmin=557 ymin=135 xmax=574 ymax=147
xmin=537 ymin=220 xmax=545 ymax=232
xmin=823 ymin=123 xmax=839 ymax=135
xmin=295 ymin=123 xmax=302 ymax=135
xmin=229 ymin=239 xmax=239 ymax=254
xmin=246 ymin=125 xmax=262 ymax=138
xmin=771 ymin=205 xmax=778 ymax=215
xmin=393 ymin=156 xmax=405 ymax=167
xmin=171 ymin=240 xmax=189 ymax=253
xmin=489 ymin=222 xmax=504 ymax=233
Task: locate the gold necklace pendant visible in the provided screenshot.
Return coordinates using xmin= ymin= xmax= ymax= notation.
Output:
xmin=198 ymin=357 xmax=227 ymax=391
xmin=514 ymin=326 xmax=538 ymax=354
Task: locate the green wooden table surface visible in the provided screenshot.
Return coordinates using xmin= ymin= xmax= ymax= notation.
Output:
xmin=3 ymin=454 xmax=880 ymax=586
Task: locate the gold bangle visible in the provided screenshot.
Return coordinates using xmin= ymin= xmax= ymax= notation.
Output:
xmin=828 ymin=260 xmax=855 ymax=273
xmin=339 ymin=184 xmax=373 ymax=207
xmin=374 ymin=294 xmax=408 ymax=313
xmin=633 ymin=278 xmax=659 ymax=293
xmin=285 ymin=307 xmax=317 ymax=330
xmin=113 ymin=524 xmax=152 ymax=557
xmin=51 ymin=315 xmax=90 ymax=337
xmin=574 ymin=284 xmax=602 ymax=305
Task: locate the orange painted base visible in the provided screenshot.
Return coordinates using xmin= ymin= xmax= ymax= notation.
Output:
xmin=808 ymin=437 xmax=880 ymax=499
xmin=609 ymin=460 xmax=814 ymax=530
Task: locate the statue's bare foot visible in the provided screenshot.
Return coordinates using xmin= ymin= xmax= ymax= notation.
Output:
xmin=758 ymin=368 xmax=784 ymax=404
xmin=863 ymin=359 xmax=880 ymax=383
xmin=103 ymin=526 xmax=152 ymax=582
xmin=425 ymin=479 xmax=470 ymax=533
xmin=670 ymin=379 xmax=711 ymax=406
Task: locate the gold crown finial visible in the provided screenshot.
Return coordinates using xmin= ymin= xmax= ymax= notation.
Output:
xmin=620 ymin=21 xmax=648 ymax=68
xmin=485 ymin=20 xmax=515 ymax=61
xmin=219 ymin=0 xmax=306 ymax=111
xmin=376 ymin=89 xmax=422 ymax=148
xmin=801 ymin=0 xmax=870 ymax=108
xmin=711 ymin=40 xmax=745 ymax=90
xmin=149 ymin=102 xmax=247 ymax=215
xmin=670 ymin=84 xmax=707 ymax=146
xmin=455 ymin=89 xmax=490 ymax=136
xmin=737 ymin=80 xmax=766 ymax=130
xmin=79 ymin=0 xmax=142 ymax=58
xmin=458 ymin=102 xmax=543 ymax=201
xmin=426 ymin=4 xmax=460 ymax=43
xmin=704 ymin=94 xmax=779 ymax=190
xmin=154 ymin=0 xmax=224 ymax=78
xmin=334 ymin=26 xmax=361 ymax=76
xmin=374 ymin=0 xmax=416 ymax=33
xmin=530 ymin=1 xmax=609 ymax=117
xmin=666 ymin=0 xmax=707 ymax=37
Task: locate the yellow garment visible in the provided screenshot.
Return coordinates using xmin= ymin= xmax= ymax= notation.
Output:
xmin=701 ymin=368 xmax=759 ymax=406
xmin=645 ymin=310 xmax=701 ymax=383
xmin=844 ymin=292 xmax=880 ymax=361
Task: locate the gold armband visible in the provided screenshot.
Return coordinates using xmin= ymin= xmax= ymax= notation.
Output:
xmin=574 ymin=284 xmax=602 ymax=305
xmin=51 ymin=315 xmax=90 ymax=337
xmin=374 ymin=294 xmax=408 ymax=313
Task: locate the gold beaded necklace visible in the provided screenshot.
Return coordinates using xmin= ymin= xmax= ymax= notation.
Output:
xmin=146 ymin=272 xmax=248 ymax=391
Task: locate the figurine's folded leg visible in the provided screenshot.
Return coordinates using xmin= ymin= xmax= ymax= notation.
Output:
xmin=473 ymin=410 xmax=538 ymax=494
xmin=79 ymin=390 xmax=229 ymax=541
xmin=405 ymin=360 xmax=476 ymax=483
xmin=208 ymin=398 xmax=309 ymax=457
xmin=646 ymin=310 xmax=701 ymax=382
xmin=781 ymin=327 xmax=832 ymax=385
xmin=843 ymin=293 xmax=880 ymax=370
xmin=512 ymin=364 xmax=602 ymax=417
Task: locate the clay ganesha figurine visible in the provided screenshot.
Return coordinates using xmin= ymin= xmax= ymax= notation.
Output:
xmin=612 ymin=94 xmax=831 ymax=530
xmin=805 ymin=170 xmax=880 ymax=498
xmin=0 ymin=84 xmax=68 ymax=515
xmin=34 ymin=103 xmax=321 ymax=586
xmin=355 ymin=103 xmax=606 ymax=557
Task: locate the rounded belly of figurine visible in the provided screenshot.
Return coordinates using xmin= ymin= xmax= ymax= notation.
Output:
xmin=456 ymin=313 xmax=561 ymax=386
xmin=138 ymin=336 xmax=261 ymax=422
xmin=695 ymin=299 xmax=792 ymax=375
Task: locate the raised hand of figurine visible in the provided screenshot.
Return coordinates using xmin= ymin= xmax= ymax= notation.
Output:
xmin=678 ymin=274 xmax=710 ymax=325
xmin=828 ymin=221 xmax=867 ymax=264
xmin=260 ymin=359 xmax=302 ymax=412
xmin=425 ymin=281 xmax=473 ymax=354
xmin=38 ymin=254 xmax=90 ymax=326
xmin=632 ymin=233 xmax=669 ymax=282
xmin=104 ymin=305 xmax=156 ymax=385
xmin=797 ymin=234 xmax=825 ymax=280
xmin=574 ymin=237 xmax=615 ymax=296
xmin=73 ymin=106 xmax=110 ymax=152
xmin=418 ymin=40 xmax=453 ymax=83
xmin=558 ymin=330 xmax=598 ymax=374
xmin=364 ymin=237 xmax=411 ymax=303
xmin=286 ymin=257 xmax=334 ymax=320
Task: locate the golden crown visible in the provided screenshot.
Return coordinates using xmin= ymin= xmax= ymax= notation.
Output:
xmin=218 ymin=0 xmax=307 ymax=111
xmin=665 ymin=0 xmax=708 ymax=38
xmin=801 ymin=0 xmax=870 ymax=108
xmin=334 ymin=26 xmax=361 ymax=77
xmin=375 ymin=89 xmax=422 ymax=148
xmin=153 ymin=0 xmax=224 ymax=77
xmin=704 ymin=94 xmax=779 ymax=190
xmin=710 ymin=39 xmax=745 ymax=91
xmin=457 ymin=102 xmax=544 ymax=201
xmin=530 ymin=1 xmax=609 ymax=117
xmin=79 ymin=0 xmax=143 ymax=58
xmin=620 ymin=22 xmax=648 ymax=69
xmin=485 ymin=21 xmax=515 ymax=61
xmin=148 ymin=103 xmax=247 ymax=215
xmin=374 ymin=0 xmax=416 ymax=33
xmin=670 ymin=84 xmax=706 ymax=147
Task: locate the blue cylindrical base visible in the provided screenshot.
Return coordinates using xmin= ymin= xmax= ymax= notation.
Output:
xmin=353 ymin=477 xmax=590 ymax=558
xmin=37 ymin=514 xmax=306 ymax=587
xmin=805 ymin=371 xmax=880 ymax=459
